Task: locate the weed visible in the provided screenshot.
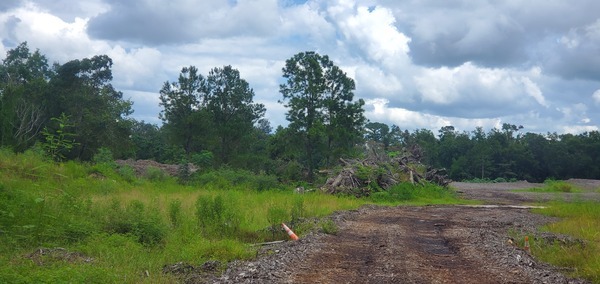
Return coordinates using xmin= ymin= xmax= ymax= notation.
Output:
xmin=267 ymin=205 xmax=289 ymax=239
xmin=369 ymin=182 xmax=460 ymax=204
xmin=195 ymin=194 xmax=241 ymax=238
xmin=291 ymin=196 xmax=305 ymax=225
xmin=320 ymin=220 xmax=338 ymax=235
xmin=532 ymin=201 xmax=600 ymax=282
xmin=168 ymin=199 xmax=182 ymax=228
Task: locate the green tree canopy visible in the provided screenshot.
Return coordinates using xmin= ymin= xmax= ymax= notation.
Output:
xmin=202 ymin=65 xmax=265 ymax=165
xmin=159 ymin=66 xmax=206 ymax=156
xmin=279 ymin=51 xmax=365 ymax=180
xmin=159 ymin=65 xmax=265 ymax=167
xmin=47 ymin=54 xmax=133 ymax=160
xmin=0 ymin=42 xmax=50 ymax=149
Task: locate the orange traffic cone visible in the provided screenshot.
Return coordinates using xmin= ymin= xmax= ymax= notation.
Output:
xmin=524 ymin=236 xmax=530 ymax=253
xmin=282 ymin=223 xmax=299 ymax=240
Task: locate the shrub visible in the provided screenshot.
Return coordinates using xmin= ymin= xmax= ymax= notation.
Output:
xmin=92 ymin=147 xmax=115 ymax=166
xmin=145 ymin=166 xmax=168 ymax=182
xmin=177 ymin=162 xmax=192 ymax=185
xmin=117 ymin=165 xmax=137 ymax=183
xmin=370 ymin=183 xmax=415 ymax=202
xmin=195 ymin=195 xmax=241 ymax=238
xmin=190 ymin=150 xmax=213 ymax=169
xmin=545 ymin=180 xmax=577 ymax=192
xmin=290 ymin=196 xmax=305 ymax=225
xmin=168 ymin=199 xmax=182 ymax=228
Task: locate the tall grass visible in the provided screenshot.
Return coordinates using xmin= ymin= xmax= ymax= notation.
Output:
xmin=0 ymin=149 xmax=366 ymax=282
xmin=0 ymin=149 xmax=466 ymax=282
xmin=369 ymin=182 xmax=466 ymax=205
xmin=532 ymin=201 xmax=600 ymax=283
xmin=519 ymin=180 xmax=583 ymax=193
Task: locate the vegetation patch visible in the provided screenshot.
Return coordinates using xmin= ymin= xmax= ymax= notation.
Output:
xmin=531 ymin=201 xmax=600 ymax=282
xmin=515 ymin=180 xmax=582 ymax=193
xmin=369 ymin=182 xmax=463 ymax=205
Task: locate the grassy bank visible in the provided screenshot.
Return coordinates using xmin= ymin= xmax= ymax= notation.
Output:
xmin=0 ymin=149 xmax=462 ymax=283
xmin=532 ymin=201 xmax=600 ymax=283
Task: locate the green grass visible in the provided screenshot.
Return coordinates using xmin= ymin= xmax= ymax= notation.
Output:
xmin=0 ymin=148 xmax=472 ymax=282
xmin=531 ymin=201 xmax=600 ymax=283
xmin=369 ymin=182 xmax=473 ymax=205
xmin=0 ymin=149 xmax=367 ymax=282
xmin=516 ymin=180 xmax=583 ymax=193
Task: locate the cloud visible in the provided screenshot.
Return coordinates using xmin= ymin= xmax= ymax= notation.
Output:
xmin=401 ymin=1 xmax=528 ymax=67
xmin=412 ymin=63 xmax=548 ymax=118
xmin=86 ymin=0 xmax=281 ymax=45
xmin=26 ymin=0 xmax=108 ymax=21
xmin=593 ymin=90 xmax=600 ymax=105
xmin=125 ymin=90 xmax=162 ymax=124
xmin=543 ymin=19 xmax=600 ymax=80
xmin=2 ymin=0 xmax=600 ymax=135
xmin=521 ymin=77 xmax=547 ymax=107
xmin=328 ymin=2 xmax=411 ymax=65
xmin=107 ymin=46 xmax=164 ymax=91
xmin=0 ymin=0 xmax=22 ymax=12
xmin=364 ymin=98 xmax=502 ymax=132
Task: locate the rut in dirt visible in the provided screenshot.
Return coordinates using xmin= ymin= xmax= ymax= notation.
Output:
xmin=290 ymin=206 xmax=522 ymax=284
xmin=216 ymin=205 xmax=586 ymax=284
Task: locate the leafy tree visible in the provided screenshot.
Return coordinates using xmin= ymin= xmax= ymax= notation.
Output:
xmin=0 ymin=42 xmax=50 ymax=150
xmin=47 ymin=55 xmax=133 ymax=160
xmin=159 ymin=66 xmax=206 ymax=157
xmin=406 ymin=129 xmax=438 ymax=167
xmin=365 ymin=122 xmax=391 ymax=150
xmin=279 ymin=51 xmax=365 ymax=180
xmin=202 ymin=65 xmax=265 ymax=165
xmin=322 ymin=64 xmax=365 ymax=163
xmin=130 ymin=120 xmax=167 ymax=161
xmin=159 ymin=65 xmax=266 ymax=168
xmin=41 ymin=113 xmax=79 ymax=161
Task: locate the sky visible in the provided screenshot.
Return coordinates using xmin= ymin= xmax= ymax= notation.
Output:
xmin=1 ymin=0 xmax=599 ymax=135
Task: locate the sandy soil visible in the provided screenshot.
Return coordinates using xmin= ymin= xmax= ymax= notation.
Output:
xmin=202 ymin=180 xmax=600 ymax=283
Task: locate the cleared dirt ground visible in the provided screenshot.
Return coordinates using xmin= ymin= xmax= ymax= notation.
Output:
xmin=209 ymin=180 xmax=600 ymax=284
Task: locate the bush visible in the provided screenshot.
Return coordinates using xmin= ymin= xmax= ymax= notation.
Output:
xmin=93 ymin=147 xmax=115 ymax=166
xmin=541 ymin=180 xmax=580 ymax=193
xmin=117 ymin=165 xmax=136 ymax=183
xmin=145 ymin=166 xmax=168 ymax=182
xmin=177 ymin=162 xmax=192 ymax=185
xmin=195 ymin=195 xmax=241 ymax=238
xmin=168 ymin=199 xmax=182 ymax=228
xmin=290 ymin=196 xmax=305 ymax=225
xmin=370 ymin=183 xmax=415 ymax=202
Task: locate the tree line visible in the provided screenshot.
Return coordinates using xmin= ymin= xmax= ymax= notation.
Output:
xmin=365 ymin=123 xmax=600 ymax=182
xmin=1 ymin=42 xmax=598 ymax=183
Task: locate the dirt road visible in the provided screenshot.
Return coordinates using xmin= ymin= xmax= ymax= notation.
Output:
xmin=212 ymin=181 xmax=598 ymax=283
